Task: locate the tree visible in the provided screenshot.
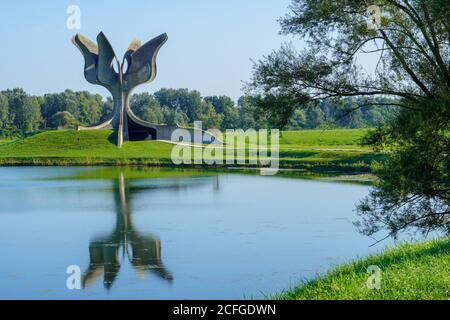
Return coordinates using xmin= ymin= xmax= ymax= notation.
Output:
xmin=334 ymin=99 xmax=364 ymax=128
xmin=0 ymin=93 xmax=9 ymax=131
xmin=3 ymin=89 xmax=42 ymax=133
xmin=40 ymin=90 xmax=103 ymax=128
xmin=49 ymin=111 xmax=77 ymax=129
xmin=250 ymin=0 xmax=450 ymax=237
xmin=357 ymin=88 xmax=450 ymax=238
xmin=154 ymin=88 xmax=204 ymax=123
xmin=75 ymin=91 xmax=103 ymax=125
xmin=198 ymin=102 xmax=223 ymax=129
xmin=130 ymin=93 xmax=164 ymax=124
xmin=205 ymin=95 xmax=240 ymax=130
xmin=162 ymin=107 xmax=189 ymax=126
xmin=238 ymin=96 xmax=269 ymax=130
xmin=286 ymin=109 xmax=307 ymax=130
xmin=101 ymin=97 xmax=114 ymax=122
xmin=40 ymin=92 xmax=72 ymax=127
xmin=19 ymin=97 xmax=42 ymax=132
xmin=305 ymin=104 xmax=325 ymax=129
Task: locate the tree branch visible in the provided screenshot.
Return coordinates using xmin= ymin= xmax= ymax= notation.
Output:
xmin=378 ymin=28 xmax=433 ymax=97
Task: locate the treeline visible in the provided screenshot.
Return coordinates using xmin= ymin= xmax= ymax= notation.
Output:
xmin=0 ymin=88 xmax=398 ymax=137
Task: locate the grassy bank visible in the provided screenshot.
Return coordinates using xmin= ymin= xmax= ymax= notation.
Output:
xmin=0 ymin=129 xmax=386 ymax=171
xmin=277 ymin=238 xmax=450 ymax=300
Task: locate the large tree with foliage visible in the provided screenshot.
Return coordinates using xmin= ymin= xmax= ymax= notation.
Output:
xmin=40 ymin=90 xmax=103 ymax=128
xmin=130 ymin=93 xmax=164 ymax=124
xmin=205 ymin=96 xmax=240 ymax=130
xmin=0 ymin=93 xmax=9 ymax=131
xmin=250 ymin=0 xmax=450 ymax=237
xmin=2 ymin=88 xmax=42 ymax=133
xmin=154 ymin=88 xmax=205 ymax=123
xmin=49 ymin=111 xmax=77 ymax=129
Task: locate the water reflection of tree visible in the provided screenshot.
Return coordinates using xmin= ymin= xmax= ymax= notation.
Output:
xmin=82 ymin=172 xmax=179 ymax=290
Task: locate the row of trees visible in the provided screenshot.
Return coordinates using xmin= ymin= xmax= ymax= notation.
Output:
xmin=0 ymin=88 xmax=398 ymax=137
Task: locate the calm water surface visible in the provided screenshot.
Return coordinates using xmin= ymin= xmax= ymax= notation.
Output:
xmin=0 ymin=167 xmax=388 ymax=299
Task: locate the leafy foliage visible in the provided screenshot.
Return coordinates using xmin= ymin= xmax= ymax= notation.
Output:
xmin=357 ymin=88 xmax=450 ymax=237
xmin=49 ymin=111 xmax=77 ymax=129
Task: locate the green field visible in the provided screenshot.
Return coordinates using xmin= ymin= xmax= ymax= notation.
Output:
xmin=280 ymin=129 xmax=371 ymax=150
xmin=0 ymin=129 xmax=386 ymax=171
xmin=276 ymin=238 xmax=450 ymax=300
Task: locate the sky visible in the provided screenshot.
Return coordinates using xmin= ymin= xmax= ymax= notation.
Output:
xmin=0 ymin=0 xmax=293 ymax=101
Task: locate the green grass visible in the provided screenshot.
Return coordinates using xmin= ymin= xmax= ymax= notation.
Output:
xmin=0 ymin=130 xmax=174 ymax=165
xmin=0 ymin=138 xmax=17 ymax=146
xmin=276 ymin=238 xmax=450 ymax=300
xmin=0 ymin=129 xmax=386 ymax=171
xmin=280 ymin=129 xmax=371 ymax=150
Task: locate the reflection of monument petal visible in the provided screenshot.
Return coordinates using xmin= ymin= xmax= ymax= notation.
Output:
xmin=129 ymin=232 xmax=173 ymax=282
xmin=82 ymin=238 xmax=121 ymax=289
xmin=82 ymin=244 xmax=105 ymax=288
xmin=83 ymin=170 xmax=174 ymax=290
xmin=102 ymin=244 xmax=121 ymax=289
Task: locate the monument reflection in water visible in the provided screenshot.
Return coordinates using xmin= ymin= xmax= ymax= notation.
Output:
xmin=82 ymin=171 xmax=216 ymax=290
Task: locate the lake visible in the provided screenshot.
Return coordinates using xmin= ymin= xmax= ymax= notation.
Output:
xmin=0 ymin=167 xmax=388 ymax=299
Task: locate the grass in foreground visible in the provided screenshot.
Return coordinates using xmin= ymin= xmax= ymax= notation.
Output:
xmin=276 ymin=238 xmax=450 ymax=300
xmin=0 ymin=129 xmax=386 ymax=171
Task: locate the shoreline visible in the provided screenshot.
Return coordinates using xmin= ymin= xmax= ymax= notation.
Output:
xmin=0 ymin=157 xmax=374 ymax=173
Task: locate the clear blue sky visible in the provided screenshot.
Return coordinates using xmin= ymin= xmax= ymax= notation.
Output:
xmin=0 ymin=0 xmax=293 ymax=101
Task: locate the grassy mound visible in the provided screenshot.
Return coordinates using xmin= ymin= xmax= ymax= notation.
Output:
xmin=277 ymin=238 xmax=450 ymax=300
xmin=0 ymin=129 xmax=386 ymax=171
xmin=0 ymin=130 xmax=174 ymax=165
